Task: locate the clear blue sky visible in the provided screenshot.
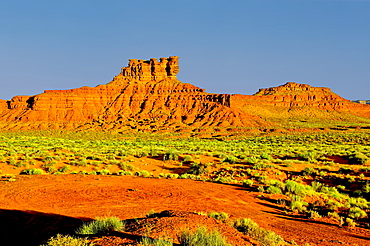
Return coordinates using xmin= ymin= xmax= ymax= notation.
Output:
xmin=1 ymin=0 xmax=369 ymax=100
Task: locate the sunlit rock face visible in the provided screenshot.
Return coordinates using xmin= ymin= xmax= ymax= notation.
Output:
xmin=0 ymin=57 xmax=369 ymax=131
xmin=0 ymin=57 xmax=265 ymax=130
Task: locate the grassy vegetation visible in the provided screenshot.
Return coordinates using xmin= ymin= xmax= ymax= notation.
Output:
xmin=179 ymin=227 xmax=230 ymax=246
xmin=1 ymin=130 xmax=369 ymax=228
xmin=40 ymin=234 xmax=93 ymax=246
xmin=139 ymin=237 xmax=173 ymax=246
xmin=233 ymin=218 xmax=285 ymax=246
xmin=75 ymin=216 xmax=124 ymax=235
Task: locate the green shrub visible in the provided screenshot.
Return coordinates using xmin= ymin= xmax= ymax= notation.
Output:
xmin=308 ymin=210 xmax=321 ymax=219
xmin=58 ymin=165 xmax=70 ymax=173
xmin=222 ymin=156 xmax=238 ymax=164
xmin=207 ymin=212 xmax=229 ymax=223
xmin=285 ymin=180 xmax=307 ymax=197
xmin=179 ymin=227 xmax=230 ymax=246
xmin=242 ymin=179 xmax=254 ymax=187
xmin=43 ymin=156 xmax=54 ymax=163
xmin=8 ymin=157 xmax=16 ymax=166
xmin=146 ymin=209 xmax=158 ymax=218
xmin=246 ymin=156 xmax=259 ymax=164
xmin=233 ymin=218 xmax=259 ymax=233
xmin=348 ymin=152 xmax=369 ymax=164
xmin=348 ymin=207 xmax=367 ymax=219
xmin=302 ymin=167 xmax=317 ymax=176
xmin=187 ymin=163 xmax=209 ymax=175
xmin=20 ymin=168 xmax=45 ymax=175
xmin=183 ymin=155 xmax=193 ymax=163
xmin=97 ymin=169 xmax=111 ymax=175
xmin=140 ymin=237 xmax=173 ymax=246
xmin=41 ymin=234 xmax=93 ymax=246
xmin=289 ymin=195 xmax=307 ymax=213
xmin=163 ymin=150 xmax=178 ymax=161
xmin=346 ymin=197 xmax=369 ymax=209
xmin=260 ymin=153 xmax=272 ymax=160
xmin=327 ymin=212 xmax=341 ymax=221
xmin=266 ymin=186 xmax=282 ymax=194
xmin=233 ymin=218 xmax=284 ymax=246
xmin=345 ymin=217 xmax=357 ymax=227
xmin=76 ymin=216 xmax=124 ymax=235
xmin=119 ymin=163 xmax=135 ymax=171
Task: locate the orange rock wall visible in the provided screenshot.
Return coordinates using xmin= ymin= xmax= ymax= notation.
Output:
xmin=1 ymin=59 xmax=370 ymax=131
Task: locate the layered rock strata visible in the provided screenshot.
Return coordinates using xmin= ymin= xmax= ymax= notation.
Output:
xmin=0 ymin=57 xmax=264 ymax=130
xmin=1 ymin=57 xmax=370 ymax=131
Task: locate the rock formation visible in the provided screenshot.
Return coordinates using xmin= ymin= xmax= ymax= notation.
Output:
xmin=230 ymin=82 xmax=370 ymax=124
xmin=0 ymin=57 xmax=370 ymax=132
xmin=0 ymin=56 xmax=264 ymax=131
xmin=116 ymin=56 xmax=180 ymax=83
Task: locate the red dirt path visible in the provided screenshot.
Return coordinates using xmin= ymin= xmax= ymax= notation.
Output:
xmin=0 ymin=175 xmax=369 ymax=245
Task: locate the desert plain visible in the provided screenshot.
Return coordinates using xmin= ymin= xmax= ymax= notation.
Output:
xmin=0 ymin=57 xmax=369 ymax=246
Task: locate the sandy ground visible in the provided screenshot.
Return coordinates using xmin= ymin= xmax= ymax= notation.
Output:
xmin=0 ymin=175 xmax=369 ymax=246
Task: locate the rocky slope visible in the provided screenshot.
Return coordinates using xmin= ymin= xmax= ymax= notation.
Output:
xmin=230 ymin=82 xmax=370 ymax=126
xmin=1 ymin=56 xmax=370 ymax=131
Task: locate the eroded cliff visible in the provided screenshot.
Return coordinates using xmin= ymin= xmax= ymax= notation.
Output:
xmin=0 ymin=56 xmax=265 ymax=131
xmin=1 ymin=57 xmax=370 ymax=132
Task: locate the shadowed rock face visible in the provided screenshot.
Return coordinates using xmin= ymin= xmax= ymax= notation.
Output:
xmin=0 ymin=58 xmax=370 ymax=131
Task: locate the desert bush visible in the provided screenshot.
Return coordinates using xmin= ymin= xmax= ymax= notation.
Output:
xmin=134 ymin=170 xmax=152 ymax=177
xmin=310 ymin=181 xmax=322 ymax=192
xmin=20 ymin=168 xmax=45 ymax=175
xmin=266 ymin=186 xmax=282 ymax=194
xmin=348 ymin=207 xmax=367 ymax=219
xmin=284 ymin=180 xmax=307 ymax=197
xmin=165 ymin=173 xmax=179 ymax=179
xmin=346 ymin=197 xmax=369 ymax=209
xmin=260 ymin=153 xmax=272 ymax=160
xmin=308 ymin=210 xmax=321 ymax=219
xmin=187 ymin=163 xmax=209 ymax=175
xmin=41 ymin=234 xmax=93 ymax=246
xmin=46 ymin=166 xmax=56 ymax=174
xmin=208 ymin=212 xmax=230 ymax=223
xmin=327 ymin=212 xmax=341 ymax=222
xmin=183 ymin=155 xmax=193 ymax=163
xmin=233 ymin=218 xmax=259 ymax=233
xmin=179 ymin=226 xmax=230 ymax=246
xmin=348 ymin=152 xmax=369 ymax=164
xmin=222 ymin=156 xmax=238 ymax=164
xmin=76 ymin=216 xmax=124 ymax=235
xmin=42 ymin=156 xmax=54 ymax=163
xmin=8 ymin=157 xmax=16 ymax=166
xmin=58 ymin=165 xmax=70 ymax=173
xmin=163 ymin=150 xmax=178 ymax=161
xmin=242 ymin=179 xmax=254 ymax=187
xmin=119 ymin=162 xmax=135 ymax=171
xmin=179 ymin=174 xmax=199 ymax=180
xmin=97 ymin=169 xmax=111 ymax=175
xmin=246 ymin=156 xmax=259 ymax=164
xmin=299 ymin=151 xmax=320 ymax=162
xmin=289 ymin=195 xmax=307 ymax=213
xmin=139 ymin=237 xmax=173 ymax=246
xmin=345 ymin=217 xmax=357 ymax=227
xmin=146 ymin=209 xmax=158 ymax=218
xmin=233 ymin=218 xmax=285 ymax=246
xmin=302 ymin=167 xmax=317 ymax=176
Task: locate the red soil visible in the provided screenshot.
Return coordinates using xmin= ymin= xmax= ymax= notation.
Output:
xmin=0 ymin=175 xmax=369 ymax=245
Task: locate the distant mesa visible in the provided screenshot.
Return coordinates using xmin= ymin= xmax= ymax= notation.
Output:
xmin=352 ymin=100 xmax=370 ymax=105
xmin=0 ymin=56 xmax=370 ymax=132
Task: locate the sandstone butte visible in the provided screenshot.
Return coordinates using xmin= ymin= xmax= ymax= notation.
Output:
xmin=1 ymin=56 xmax=370 ymax=132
